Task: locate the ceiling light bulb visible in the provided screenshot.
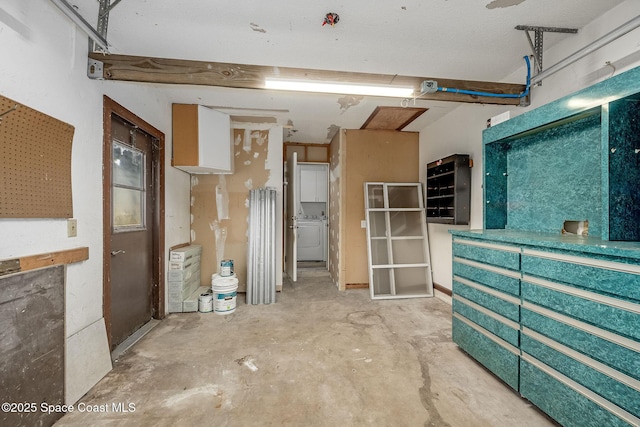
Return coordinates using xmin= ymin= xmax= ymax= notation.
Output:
xmin=265 ymin=79 xmax=414 ymax=98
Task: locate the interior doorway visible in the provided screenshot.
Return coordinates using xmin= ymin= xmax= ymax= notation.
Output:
xmin=102 ymin=96 xmax=165 ymax=352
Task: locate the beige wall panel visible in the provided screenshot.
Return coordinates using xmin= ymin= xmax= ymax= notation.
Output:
xmin=342 ymin=130 xmax=419 ymax=285
xmin=191 ymin=129 xmax=271 ymax=292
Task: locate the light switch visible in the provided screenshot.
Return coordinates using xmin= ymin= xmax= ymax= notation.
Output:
xmin=67 ymin=219 xmax=77 ymax=237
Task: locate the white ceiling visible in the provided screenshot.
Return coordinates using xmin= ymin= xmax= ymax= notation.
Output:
xmin=73 ymin=0 xmax=624 ymax=142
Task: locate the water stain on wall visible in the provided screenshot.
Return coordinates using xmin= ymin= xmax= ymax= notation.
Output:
xmin=337 ymin=95 xmax=364 ymax=113
xmin=326 ymin=124 xmax=341 ymax=141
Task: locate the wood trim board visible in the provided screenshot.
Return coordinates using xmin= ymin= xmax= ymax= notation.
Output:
xmin=89 ymin=53 xmax=527 ymax=106
xmin=0 ymin=247 xmax=89 ymax=277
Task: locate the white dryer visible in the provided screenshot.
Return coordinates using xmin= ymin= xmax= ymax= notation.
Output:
xmin=297 ymin=220 xmax=325 ymax=261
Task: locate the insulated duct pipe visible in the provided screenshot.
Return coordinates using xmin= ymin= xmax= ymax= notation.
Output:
xmin=531 ymin=15 xmax=640 ymax=85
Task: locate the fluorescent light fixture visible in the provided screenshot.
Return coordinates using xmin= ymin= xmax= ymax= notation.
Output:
xmin=567 ymin=95 xmax=618 ymax=110
xmin=265 ymin=79 xmax=414 ymax=98
xmin=50 ymin=0 xmax=109 ymax=51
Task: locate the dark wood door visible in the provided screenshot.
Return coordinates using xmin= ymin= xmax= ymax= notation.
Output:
xmin=108 ymin=115 xmax=154 ymax=349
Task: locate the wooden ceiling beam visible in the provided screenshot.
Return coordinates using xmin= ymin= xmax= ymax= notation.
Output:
xmin=88 ymin=53 xmax=528 ymax=106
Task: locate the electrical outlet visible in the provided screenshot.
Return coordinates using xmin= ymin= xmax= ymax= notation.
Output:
xmin=361 ymin=220 xmax=367 ymax=228
xmin=67 ymin=219 xmax=77 ymax=237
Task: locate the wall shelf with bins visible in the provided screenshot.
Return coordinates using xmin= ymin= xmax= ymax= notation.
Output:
xmin=426 ymin=154 xmax=471 ymax=224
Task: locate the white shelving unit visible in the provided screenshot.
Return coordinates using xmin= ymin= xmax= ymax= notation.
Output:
xmin=364 ymin=182 xmax=434 ymax=299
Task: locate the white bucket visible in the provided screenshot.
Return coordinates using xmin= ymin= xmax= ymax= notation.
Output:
xmin=198 ymin=292 xmax=213 ymax=313
xmin=211 ymin=273 xmax=239 ymax=315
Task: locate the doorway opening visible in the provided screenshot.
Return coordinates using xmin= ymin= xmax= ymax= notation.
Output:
xmin=283 ymin=142 xmax=331 ymax=280
xmin=102 ymin=96 xmax=165 ymax=353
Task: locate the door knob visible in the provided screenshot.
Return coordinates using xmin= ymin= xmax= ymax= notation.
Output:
xmin=110 ymin=249 xmax=126 ymax=256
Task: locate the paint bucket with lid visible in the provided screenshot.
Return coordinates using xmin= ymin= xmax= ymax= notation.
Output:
xmin=220 ymin=259 xmax=234 ymax=277
xmin=211 ymin=273 xmax=238 ymax=315
xmin=198 ymin=291 xmax=213 ymax=313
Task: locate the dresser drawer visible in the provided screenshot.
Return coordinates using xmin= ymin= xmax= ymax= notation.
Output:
xmin=453 ymin=296 xmax=519 ymax=346
xmin=522 ymin=277 xmax=640 ymax=341
xmin=453 ymin=239 xmax=520 ymax=271
xmin=453 ymin=259 xmax=520 ymax=297
xmin=453 ymin=314 xmax=519 ymax=390
xmin=520 ymin=357 xmax=638 ymax=427
xmin=453 ymin=278 xmax=520 ymax=322
xmin=521 ymin=250 xmax=640 ymax=302
xmin=522 ymin=331 xmax=640 ymax=418
xmin=521 ymin=305 xmax=640 ymax=381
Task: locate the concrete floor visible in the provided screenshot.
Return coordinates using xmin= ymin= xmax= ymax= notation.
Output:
xmin=56 ymin=267 xmax=556 ymax=427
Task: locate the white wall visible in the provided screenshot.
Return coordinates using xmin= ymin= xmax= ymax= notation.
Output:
xmin=0 ymin=1 xmax=191 ymax=404
xmin=420 ymin=0 xmax=640 ymax=291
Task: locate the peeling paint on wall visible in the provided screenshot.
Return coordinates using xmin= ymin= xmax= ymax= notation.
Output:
xmin=252 ymin=131 xmax=266 ymax=145
xmin=190 ymin=195 xmax=195 ymax=207
xmin=486 ymin=0 xmax=526 ymax=9
xmin=243 ymin=129 xmax=252 ymax=152
xmin=329 ymin=164 xmax=340 ymax=182
xmin=190 ymin=229 xmax=196 ymax=241
xmin=244 ymin=160 xmax=251 ymax=165
xmin=244 ymin=178 xmax=253 ymax=190
xmin=337 ymin=95 xmax=364 ymax=113
xmin=191 ymin=175 xmax=199 ymax=187
xmin=327 ymin=124 xmax=340 ymax=141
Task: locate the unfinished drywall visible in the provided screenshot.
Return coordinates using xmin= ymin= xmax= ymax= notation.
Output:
xmin=328 ymin=131 xmax=342 ymax=288
xmin=340 ymin=129 xmax=419 ymax=288
xmin=191 ymin=126 xmax=283 ymax=292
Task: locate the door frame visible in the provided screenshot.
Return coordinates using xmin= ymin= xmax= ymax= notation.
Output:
xmin=102 ymin=96 xmax=165 ymax=349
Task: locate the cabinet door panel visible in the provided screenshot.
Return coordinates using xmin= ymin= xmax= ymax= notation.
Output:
xmin=300 ymin=168 xmax=316 ymax=202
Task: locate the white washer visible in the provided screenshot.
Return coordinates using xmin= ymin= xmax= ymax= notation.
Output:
xmin=297 ymin=220 xmax=324 ymax=261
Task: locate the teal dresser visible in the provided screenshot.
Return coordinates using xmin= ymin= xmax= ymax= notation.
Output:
xmin=450 ymin=65 xmax=640 ymax=427
xmin=451 ymin=232 xmax=640 ymax=427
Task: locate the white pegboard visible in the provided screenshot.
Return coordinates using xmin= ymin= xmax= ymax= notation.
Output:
xmin=0 ymin=94 xmax=75 ymax=218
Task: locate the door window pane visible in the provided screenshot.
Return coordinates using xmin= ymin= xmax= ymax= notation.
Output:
xmin=113 ymin=187 xmax=143 ymax=227
xmin=112 ymin=141 xmax=145 ymax=230
xmin=113 ymin=142 xmax=144 ymax=188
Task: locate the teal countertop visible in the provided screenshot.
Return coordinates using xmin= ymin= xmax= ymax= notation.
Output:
xmin=449 ymin=229 xmax=640 ymax=261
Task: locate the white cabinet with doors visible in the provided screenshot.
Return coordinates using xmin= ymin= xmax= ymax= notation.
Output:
xmin=299 ymin=164 xmax=328 ymax=202
xmin=172 ymin=104 xmax=234 ymax=174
